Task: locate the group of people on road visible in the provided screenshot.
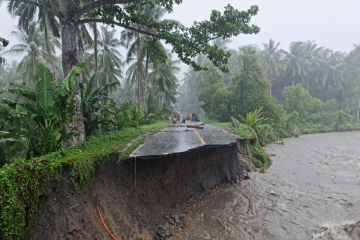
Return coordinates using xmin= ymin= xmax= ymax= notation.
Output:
xmin=172 ymin=112 xmax=200 ymax=124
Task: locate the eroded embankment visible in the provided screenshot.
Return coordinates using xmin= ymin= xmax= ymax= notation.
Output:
xmin=31 ymin=142 xmax=249 ymax=239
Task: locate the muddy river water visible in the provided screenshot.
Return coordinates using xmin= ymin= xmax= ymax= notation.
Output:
xmin=174 ymin=132 xmax=360 ymax=240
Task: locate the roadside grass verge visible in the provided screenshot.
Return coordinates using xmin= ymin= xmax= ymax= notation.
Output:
xmin=0 ymin=121 xmax=169 ymax=240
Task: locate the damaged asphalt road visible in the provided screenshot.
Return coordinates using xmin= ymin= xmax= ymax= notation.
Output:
xmin=131 ymin=125 xmax=240 ymax=158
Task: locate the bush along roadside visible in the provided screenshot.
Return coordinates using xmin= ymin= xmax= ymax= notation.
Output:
xmin=237 ymin=109 xmax=274 ymax=171
xmin=209 ymin=109 xmax=360 ymax=172
xmin=0 ymin=121 xmax=168 ymax=240
xmin=209 ymin=114 xmax=273 ymax=171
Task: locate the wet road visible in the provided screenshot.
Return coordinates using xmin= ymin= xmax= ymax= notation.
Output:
xmin=131 ymin=125 xmax=238 ymax=158
xmin=172 ymin=132 xmax=360 ymax=240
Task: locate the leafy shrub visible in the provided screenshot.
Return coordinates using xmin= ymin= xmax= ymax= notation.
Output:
xmin=0 ymin=64 xmax=82 ymax=160
xmin=117 ymin=101 xmax=145 ymax=128
xmin=232 ymin=123 xmax=256 ymax=139
xmin=250 ymin=144 xmax=271 ymax=169
xmin=239 ymin=108 xmax=276 ymax=146
xmin=256 ymin=124 xmax=276 ymax=145
xmin=283 ymin=84 xmax=325 ymax=121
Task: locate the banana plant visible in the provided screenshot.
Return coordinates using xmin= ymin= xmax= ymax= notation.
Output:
xmin=82 ymin=72 xmax=120 ymax=135
xmin=1 ymin=63 xmax=85 ymax=159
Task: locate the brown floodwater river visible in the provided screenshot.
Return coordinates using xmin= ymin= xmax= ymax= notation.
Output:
xmin=172 ymin=132 xmax=360 ymax=240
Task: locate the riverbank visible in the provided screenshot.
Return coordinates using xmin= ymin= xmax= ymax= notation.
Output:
xmin=170 ymin=131 xmax=360 ymax=240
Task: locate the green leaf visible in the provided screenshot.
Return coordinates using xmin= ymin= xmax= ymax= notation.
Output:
xmin=36 ymin=64 xmax=55 ymax=110
xmin=0 ymin=138 xmax=18 ymax=143
xmin=0 ymin=131 xmax=10 ymax=136
xmin=55 ymin=131 xmax=62 ymax=142
xmin=63 ymin=63 xmax=85 ymax=92
xmin=83 ymin=73 xmax=100 ymax=102
xmin=15 ymin=105 xmax=27 ymax=115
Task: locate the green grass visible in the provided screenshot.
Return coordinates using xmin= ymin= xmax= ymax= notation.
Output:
xmin=206 ymin=120 xmax=256 ymax=139
xmin=0 ymin=121 xmax=169 ymax=240
xmin=203 ymin=118 xmax=232 ymax=129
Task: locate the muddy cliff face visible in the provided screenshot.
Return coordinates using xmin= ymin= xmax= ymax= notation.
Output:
xmin=32 ymin=143 xmax=248 ymax=240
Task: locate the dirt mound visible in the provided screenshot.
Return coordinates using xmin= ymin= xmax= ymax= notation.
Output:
xmin=31 ymin=143 xmax=248 ymax=239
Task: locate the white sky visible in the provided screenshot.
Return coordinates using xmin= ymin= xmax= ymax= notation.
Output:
xmin=1 ymin=0 xmax=360 ymax=63
xmin=170 ymin=0 xmax=360 ymax=52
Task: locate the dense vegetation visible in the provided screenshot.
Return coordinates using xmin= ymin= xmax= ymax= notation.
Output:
xmin=1 ymin=0 xmax=260 ymax=146
xmin=180 ymin=40 xmax=360 ymax=168
xmin=181 ymin=41 xmax=360 ymax=136
xmin=0 ymin=0 xmax=359 ymax=238
xmin=0 ymin=0 xmax=261 ymax=164
xmin=0 ymin=1 xmax=263 ymax=239
xmin=0 ymin=121 xmax=168 ymax=239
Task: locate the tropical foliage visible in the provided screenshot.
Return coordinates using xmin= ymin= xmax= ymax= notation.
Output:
xmin=186 ymin=42 xmax=360 ymax=154
xmin=0 ymin=64 xmax=82 ymax=161
xmin=1 ymin=1 xmax=360 ymax=238
xmin=0 ymin=0 xmax=258 ymax=162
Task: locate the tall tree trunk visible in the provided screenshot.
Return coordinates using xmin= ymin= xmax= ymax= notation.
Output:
xmin=43 ymin=17 xmax=58 ymax=84
xmin=59 ymin=0 xmax=86 ymax=145
xmin=357 ymin=96 xmax=360 ymax=119
xmin=136 ymin=47 xmax=142 ymax=105
xmin=143 ymin=51 xmax=149 ymax=107
xmin=137 ymin=65 xmax=141 ymax=104
xmin=93 ymin=22 xmax=98 ymax=76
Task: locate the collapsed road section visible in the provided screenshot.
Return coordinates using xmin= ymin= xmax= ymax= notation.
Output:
xmin=130 ymin=125 xmax=240 ymax=158
xmin=32 ymin=125 xmax=250 ymax=240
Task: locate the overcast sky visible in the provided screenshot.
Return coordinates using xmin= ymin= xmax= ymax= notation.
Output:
xmin=1 ymin=0 xmax=360 ymax=62
xmin=170 ymin=0 xmax=360 ymax=52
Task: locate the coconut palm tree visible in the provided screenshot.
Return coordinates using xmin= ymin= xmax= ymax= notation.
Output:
xmin=148 ymin=54 xmax=180 ymax=109
xmin=261 ymin=39 xmax=285 ymax=96
xmin=98 ymin=26 xmax=123 ymax=96
xmin=343 ymin=45 xmax=360 ymax=117
xmin=5 ymin=23 xmax=47 ymax=87
xmin=300 ymin=41 xmax=324 ymax=91
xmin=122 ymin=24 xmax=152 ymax=105
xmin=318 ymin=51 xmax=346 ymax=101
xmin=6 ymin=0 xmax=60 ymax=82
xmin=283 ymin=41 xmax=308 ymax=86
xmin=121 ymin=4 xmax=174 ymax=105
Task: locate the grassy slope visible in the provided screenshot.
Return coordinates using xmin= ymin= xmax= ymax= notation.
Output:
xmin=0 ymin=121 xmax=169 ymax=240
